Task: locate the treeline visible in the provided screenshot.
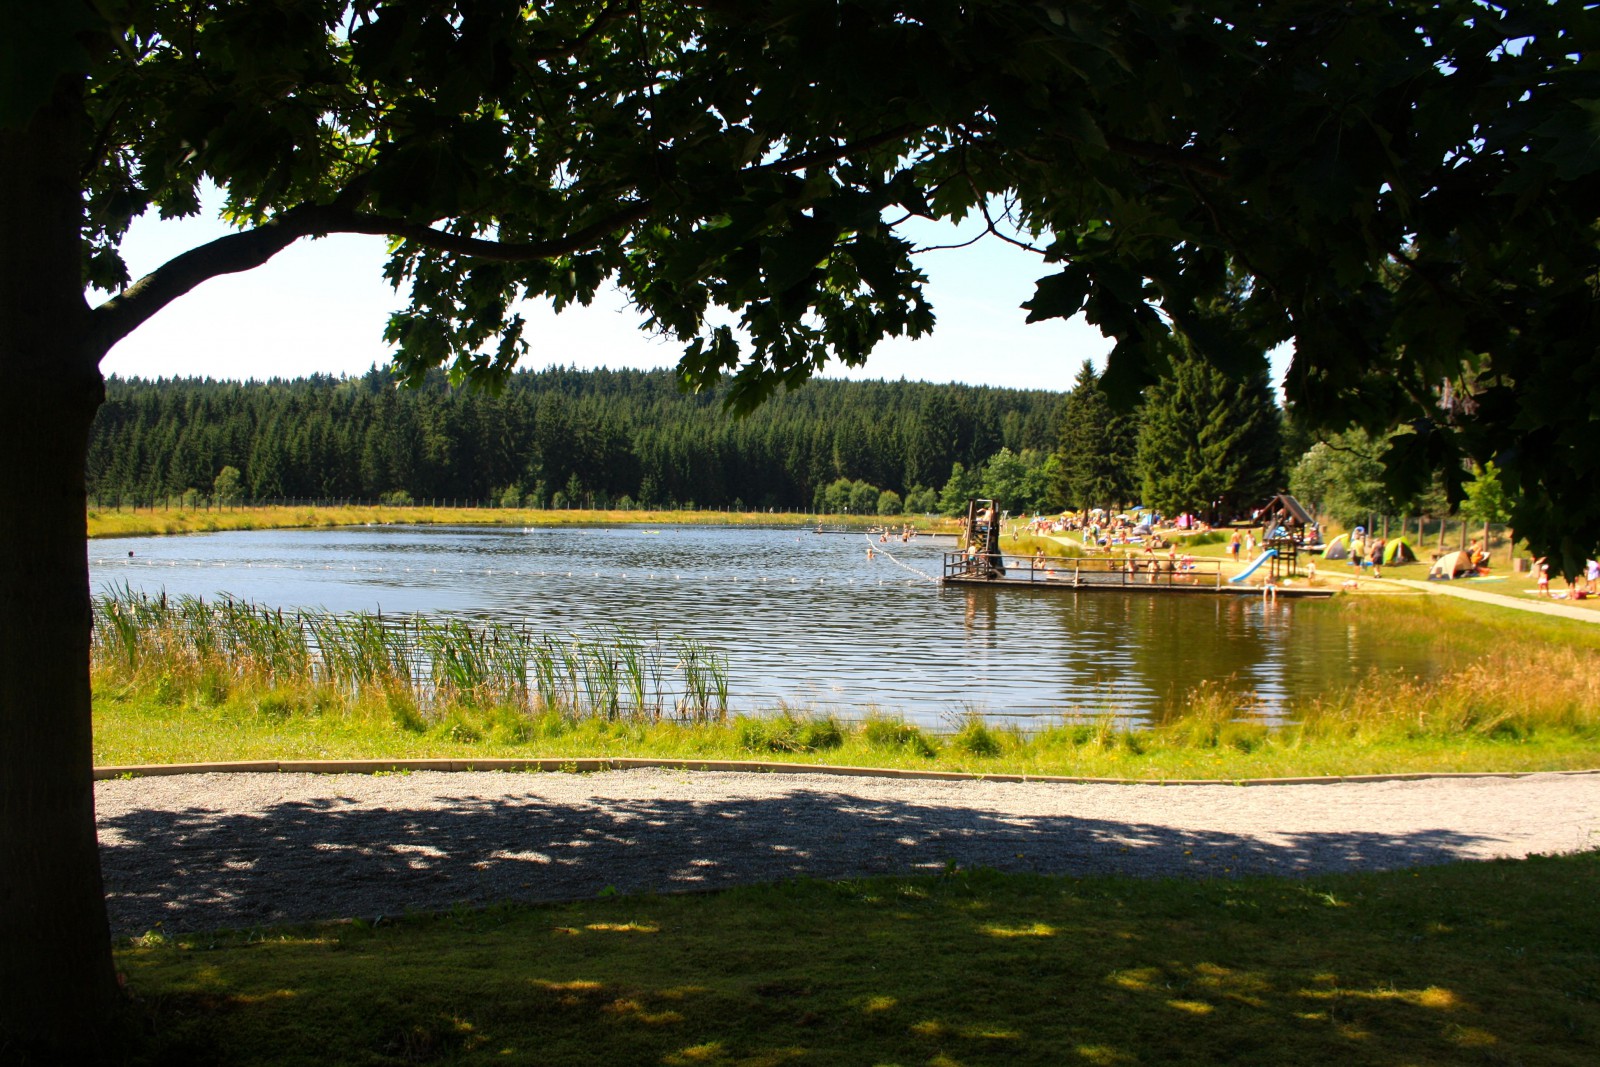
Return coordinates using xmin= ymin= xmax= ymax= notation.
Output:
xmin=87 ymin=367 xmax=1063 ymax=512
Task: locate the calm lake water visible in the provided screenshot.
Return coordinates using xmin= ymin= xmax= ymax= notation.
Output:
xmin=89 ymin=524 xmax=1432 ymax=725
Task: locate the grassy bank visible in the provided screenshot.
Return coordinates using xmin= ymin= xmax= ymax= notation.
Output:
xmin=109 ymin=853 xmax=1599 ymax=1066
xmin=86 ymin=504 xmax=954 ymax=539
xmin=92 ymin=592 xmax=1600 ymax=779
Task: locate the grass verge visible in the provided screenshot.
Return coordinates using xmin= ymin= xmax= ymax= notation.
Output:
xmin=109 ymin=853 xmax=1600 ymax=1066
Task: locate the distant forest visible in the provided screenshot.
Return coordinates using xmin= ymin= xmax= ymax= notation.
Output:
xmin=87 ymin=368 xmax=1063 ymax=511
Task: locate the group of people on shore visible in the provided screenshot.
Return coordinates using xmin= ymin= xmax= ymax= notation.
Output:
xmin=1344 ymin=528 xmax=1390 ymax=578
xmin=1026 ymin=543 xmax=1200 ymax=582
xmin=1531 ymin=555 xmax=1600 ymax=598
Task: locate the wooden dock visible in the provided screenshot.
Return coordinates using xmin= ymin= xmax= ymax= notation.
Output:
xmin=941 ymin=553 xmax=1335 ymax=598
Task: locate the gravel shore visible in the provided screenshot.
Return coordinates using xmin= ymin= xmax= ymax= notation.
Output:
xmin=97 ymin=768 xmax=1600 ymax=936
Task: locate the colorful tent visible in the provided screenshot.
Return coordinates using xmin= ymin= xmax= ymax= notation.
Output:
xmin=1383 ymin=538 xmax=1417 ymax=565
xmin=1322 ymin=534 xmax=1350 ymax=560
xmin=1429 ymin=550 xmax=1473 ymax=579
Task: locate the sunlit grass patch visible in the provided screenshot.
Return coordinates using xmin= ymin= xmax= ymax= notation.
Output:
xmin=115 ymin=853 xmax=1600 ymax=1065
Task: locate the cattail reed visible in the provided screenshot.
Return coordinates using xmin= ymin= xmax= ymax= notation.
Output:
xmin=91 ymin=588 xmax=729 ymax=724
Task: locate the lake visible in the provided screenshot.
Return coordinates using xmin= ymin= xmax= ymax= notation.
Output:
xmin=89 ymin=523 xmax=1432 ymax=725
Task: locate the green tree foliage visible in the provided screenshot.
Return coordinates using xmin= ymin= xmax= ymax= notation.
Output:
xmin=979 ymin=447 xmax=1027 ymax=512
xmin=1290 ymin=430 xmax=1392 ymax=528
xmin=978 ymin=447 xmax=1059 ymax=515
xmin=904 ymin=486 xmax=938 ymax=514
xmin=211 ymin=465 xmax=242 ymax=506
xmin=88 ymin=371 xmax=1059 ymax=509
xmin=937 ymin=462 xmax=981 ymax=517
xmin=848 ymin=480 xmax=880 ymax=515
xmin=1462 ymin=462 xmax=1512 ymax=528
xmin=1289 ymin=427 xmax=1448 ymax=529
xmin=875 ymin=489 xmax=902 ymax=516
xmin=1136 ymin=347 xmax=1281 ymax=520
xmin=1054 ymin=361 xmax=1138 ymax=513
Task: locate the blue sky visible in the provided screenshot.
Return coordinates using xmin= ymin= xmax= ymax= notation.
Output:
xmin=95 ymin=188 xmax=1117 ymax=392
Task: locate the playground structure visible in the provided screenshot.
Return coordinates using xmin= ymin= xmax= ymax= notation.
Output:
xmin=1229 ymin=548 xmax=1278 ymax=583
xmin=1254 ymin=493 xmax=1316 ymax=582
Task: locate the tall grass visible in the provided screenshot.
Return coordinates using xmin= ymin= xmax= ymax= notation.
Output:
xmin=91 ymin=588 xmax=729 ymax=725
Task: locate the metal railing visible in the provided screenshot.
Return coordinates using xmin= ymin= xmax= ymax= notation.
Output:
xmin=944 ymin=553 xmax=1226 ymax=589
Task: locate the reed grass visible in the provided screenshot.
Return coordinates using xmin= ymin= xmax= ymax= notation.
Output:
xmin=91 ymin=588 xmax=729 ymax=727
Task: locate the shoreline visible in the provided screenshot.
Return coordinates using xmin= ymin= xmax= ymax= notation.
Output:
xmin=85 ymin=504 xmax=958 ymax=540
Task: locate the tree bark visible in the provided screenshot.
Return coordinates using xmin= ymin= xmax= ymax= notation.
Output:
xmin=0 ymin=81 xmax=119 ymax=1056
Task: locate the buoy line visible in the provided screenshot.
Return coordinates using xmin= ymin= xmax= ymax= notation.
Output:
xmin=864 ymin=535 xmax=940 ymax=583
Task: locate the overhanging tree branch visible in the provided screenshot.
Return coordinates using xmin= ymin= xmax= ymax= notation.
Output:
xmin=89 ymin=122 xmax=919 ymax=358
xmin=89 ymin=199 xmax=653 ymax=355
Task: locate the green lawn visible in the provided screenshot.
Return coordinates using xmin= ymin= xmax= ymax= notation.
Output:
xmin=114 ymin=853 xmax=1600 ymax=1066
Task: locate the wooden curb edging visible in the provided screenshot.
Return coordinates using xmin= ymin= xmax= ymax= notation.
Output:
xmin=91 ymin=757 xmax=1600 ymax=788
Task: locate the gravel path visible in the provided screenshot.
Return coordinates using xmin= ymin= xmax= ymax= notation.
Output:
xmin=1390 ymin=577 xmax=1600 ymax=621
xmin=96 ymin=769 xmax=1600 ymax=935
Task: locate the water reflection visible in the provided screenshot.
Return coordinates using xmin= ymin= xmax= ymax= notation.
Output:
xmin=90 ymin=524 xmax=1434 ymax=726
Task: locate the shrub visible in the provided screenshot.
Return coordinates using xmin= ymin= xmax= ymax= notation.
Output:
xmin=1034 ymin=723 xmax=1097 ymax=748
xmin=389 ymin=692 xmax=428 ymax=734
xmin=861 ymin=716 xmax=939 ymax=758
xmin=492 ymin=706 xmax=533 ymax=744
xmin=435 ymin=713 xmax=482 ymax=744
xmin=255 ymin=692 xmax=297 ymax=722
xmin=950 ymin=717 xmax=1003 ymax=757
xmin=736 ymin=713 xmax=844 ymax=753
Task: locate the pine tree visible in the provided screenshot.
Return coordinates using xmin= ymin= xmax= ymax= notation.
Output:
xmin=1136 ymin=344 xmax=1282 ymax=521
xmin=1054 ymin=361 xmax=1138 ymax=513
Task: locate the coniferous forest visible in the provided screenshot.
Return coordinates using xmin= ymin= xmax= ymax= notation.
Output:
xmin=87 ymin=367 xmax=1065 ymax=513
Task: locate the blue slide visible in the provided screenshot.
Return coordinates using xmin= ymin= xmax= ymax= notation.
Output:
xmin=1228 ymin=548 xmax=1278 ymax=583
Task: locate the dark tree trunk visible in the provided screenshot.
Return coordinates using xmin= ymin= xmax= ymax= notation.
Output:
xmin=0 ymin=82 xmax=119 ymax=1055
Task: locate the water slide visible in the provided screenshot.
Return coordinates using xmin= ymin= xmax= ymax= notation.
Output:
xmin=1228 ymin=548 xmax=1278 ymax=583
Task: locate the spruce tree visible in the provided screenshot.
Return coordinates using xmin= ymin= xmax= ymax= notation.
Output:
xmin=1054 ymin=361 xmax=1138 ymax=513
xmin=1136 ymin=344 xmax=1282 ymax=522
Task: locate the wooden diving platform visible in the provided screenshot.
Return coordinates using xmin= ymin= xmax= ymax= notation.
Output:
xmin=941 ymin=553 xmax=1335 ymax=598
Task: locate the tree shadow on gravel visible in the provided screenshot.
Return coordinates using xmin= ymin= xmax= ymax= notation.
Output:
xmin=100 ymin=785 xmax=1499 ymax=935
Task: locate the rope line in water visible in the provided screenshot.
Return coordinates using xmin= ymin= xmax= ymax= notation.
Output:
xmin=862 ymin=535 xmax=940 ymax=583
